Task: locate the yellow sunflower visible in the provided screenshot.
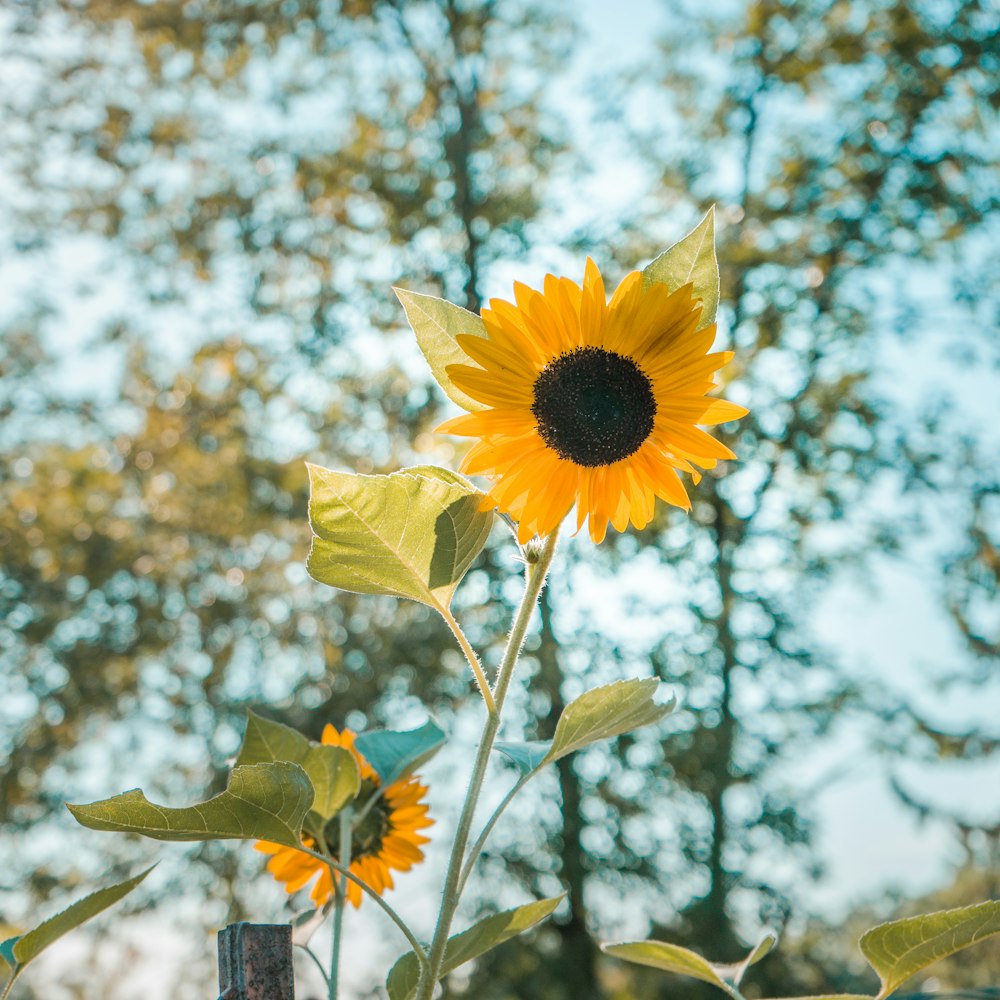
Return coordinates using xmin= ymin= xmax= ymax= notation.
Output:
xmin=255 ymin=725 xmax=433 ymax=908
xmin=437 ymin=258 xmax=747 ymax=544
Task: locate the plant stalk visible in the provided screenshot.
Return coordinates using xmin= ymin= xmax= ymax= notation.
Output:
xmin=329 ymin=808 xmax=352 ymax=1000
xmin=414 ymin=529 xmax=559 ymax=1000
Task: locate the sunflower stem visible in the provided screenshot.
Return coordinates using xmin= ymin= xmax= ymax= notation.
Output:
xmin=442 ymin=607 xmax=497 ymax=718
xmin=414 ymin=529 xmax=559 ymax=1000
xmin=456 ymin=771 xmax=533 ymax=898
xmin=329 ymin=807 xmax=352 ymax=1000
xmin=297 ymin=846 xmax=428 ymax=968
xmin=295 ymin=943 xmax=331 ymax=990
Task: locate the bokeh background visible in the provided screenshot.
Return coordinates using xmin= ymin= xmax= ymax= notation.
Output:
xmin=2 ymin=0 xmax=999 ymax=997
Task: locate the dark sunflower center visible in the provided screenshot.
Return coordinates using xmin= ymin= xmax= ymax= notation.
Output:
xmin=325 ymin=778 xmax=391 ymax=860
xmin=531 ymin=347 xmax=656 ymax=467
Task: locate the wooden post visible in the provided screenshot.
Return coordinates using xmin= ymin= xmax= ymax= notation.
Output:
xmin=218 ymin=922 xmax=295 ymax=1000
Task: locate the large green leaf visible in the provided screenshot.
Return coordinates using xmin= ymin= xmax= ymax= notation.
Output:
xmin=306 ymin=464 xmax=494 ymax=613
xmin=642 ymin=207 xmax=719 ymax=329
xmin=387 ymin=896 xmax=564 ymax=1000
xmin=544 ymin=678 xmax=674 ymax=764
xmin=68 ymin=762 xmax=313 ymax=847
xmin=355 ymin=720 xmax=446 ymax=786
xmin=1 ymin=867 xmax=153 ymax=990
xmin=601 ymin=941 xmax=738 ymax=997
xmin=236 ymin=711 xmax=360 ymax=821
xmin=394 ymin=288 xmax=489 ymax=412
xmin=860 ymin=899 xmax=1000 ymax=998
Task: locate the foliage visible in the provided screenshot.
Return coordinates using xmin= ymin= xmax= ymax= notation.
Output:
xmin=0 ymin=869 xmax=152 ymax=999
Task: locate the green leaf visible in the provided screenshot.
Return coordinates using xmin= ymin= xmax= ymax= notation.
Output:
xmin=768 ymin=996 xmax=873 ymax=999
xmin=602 ymin=934 xmax=779 ymax=995
xmin=68 ymin=762 xmax=313 ymax=847
xmin=306 ymin=464 xmax=494 ymax=613
xmin=394 ymin=288 xmax=489 ymax=412
xmin=728 ymin=933 xmax=777 ymax=986
xmin=1 ymin=867 xmax=153 ymax=989
xmin=236 ymin=711 xmax=360 ymax=821
xmin=600 ymin=940 xmax=738 ymax=997
xmin=860 ymin=899 xmax=1000 ymax=998
xmin=355 ymin=719 xmax=446 ymax=786
xmin=387 ymin=896 xmax=564 ymax=1000
xmin=544 ymin=678 xmax=675 ymax=765
xmin=0 ymin=938 xmax=17 ymax=970
xmin=494 ymin=740 xmax=552 ymax=776
xmin=642 ymin=207 xmax=719 ymax=329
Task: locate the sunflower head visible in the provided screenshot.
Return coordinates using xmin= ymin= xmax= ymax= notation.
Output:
xmin=256 ymin=724 xmax=433 ymax=908
xmin=436 ymin=258 xmax=747 ymax=544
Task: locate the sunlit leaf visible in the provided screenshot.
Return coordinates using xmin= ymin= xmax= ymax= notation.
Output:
xmin=236 ymin=711 xmax=360 ymax=821
xmin=355 ymin=719 xmax=446 ymax=786
xmin=394 ymin=288 xmax=489 ymax=412
xmin=306 ymin=464 xmax=494 ymax=613
xmin=642 ymin=207 xmax=719 ymax=328
xmin=386 ymin=895 xmax=565 ymax=1000
xmin=68 ymin=762 xmax=313 ymax=847
xmin=494 ymin=740 xmax=552 ymax=776
xmin=544 ymin=678 xmax=674 ymax=764
xmin=601 ymin=940 xmax=738 ymax=996
xmin=860 ymin=900 xmax=1000 ymax=998
xmin=0 ymin=867 xmax=153 ymax=990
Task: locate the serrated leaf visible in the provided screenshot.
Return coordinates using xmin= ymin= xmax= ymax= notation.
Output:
xmin=544 ymin=679 xmax=674 ymax=765
xmin=860 ymin=899 xmax=1000 ymax=998
xmin=306 ymin=464 xmax=493 ymax=613
xmin=236 ymin=711 xmax=360 ymax=821
xmin=394 ymin=288 xmax=489 ymax=412
xmin=68 ymin=762 xmax=313 ymax=847
xmin=601 ymin=940 xmax=738 ymax=997
xmin=355 ymin=720 xmax=445 ymax=786
xmin=494 ymin=740 xmax=552 ymax=776
xmin=1 ymin=867 xmax=153 ymax=989
xmin=642 ymin=207 xmax=719 ymax=329
xmin=387 ymin=895 xmax=564 ymax=1000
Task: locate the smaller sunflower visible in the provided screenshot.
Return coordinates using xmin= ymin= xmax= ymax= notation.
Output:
xmin=256 ymin=725 xmax=433 ymax=908
xmin=437 ymin=258 xmax=747 ymax=544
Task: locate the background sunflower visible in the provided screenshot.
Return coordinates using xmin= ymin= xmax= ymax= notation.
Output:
xmin=256 ymin=726 xmax=433 ymax=908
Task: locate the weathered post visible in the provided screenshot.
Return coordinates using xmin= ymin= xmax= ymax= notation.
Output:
xmin=218 ymin=922 xmax=295 ymax=1000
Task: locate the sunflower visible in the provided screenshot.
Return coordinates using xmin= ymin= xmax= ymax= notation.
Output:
xmin=255 ymin=725 xmax=433 ymax=908
xmin=437 ymin=258 xmax=747 ymax=544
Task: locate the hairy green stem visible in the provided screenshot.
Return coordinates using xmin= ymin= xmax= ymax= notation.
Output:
xmin=442 ymin=607 xmax=497 ymax=717
xmin=414 ymin=529 xmax=559 ymax=1000
xmin=0 ymin=974 xmax=15 ymax=1000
